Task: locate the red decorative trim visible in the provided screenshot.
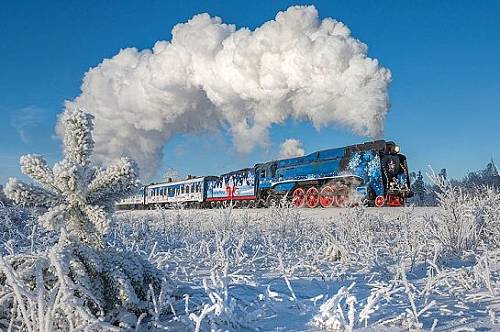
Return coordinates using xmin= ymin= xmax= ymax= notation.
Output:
xmin=386 ymin=194 xmax=402 ymax=207
xmin=206 ymin=196 xmax=256 ymax=201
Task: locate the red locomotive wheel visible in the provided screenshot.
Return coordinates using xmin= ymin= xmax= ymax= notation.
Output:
xmin=319 ymin=185 xmax=334 ymax=208
xmin=292 ymin=188 xmax=306 ymax=208
xmin=306 ymin=187 xmax=319 ymax=208
xmin=375 ymin=195 xmax=385 ymax=207
xmin=334 ymin=194 xmax=348 ymax=207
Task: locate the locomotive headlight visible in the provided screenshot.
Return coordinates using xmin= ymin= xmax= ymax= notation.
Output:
xmin=394 ymin=145 xmax=400 ymax=153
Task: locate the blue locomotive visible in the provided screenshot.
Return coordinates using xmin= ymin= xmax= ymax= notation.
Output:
xmin=117 ymin=140 xmax=412 ymax=209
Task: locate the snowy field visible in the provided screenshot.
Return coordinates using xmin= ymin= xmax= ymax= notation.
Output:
xmin=109 ymin=204 xmax=499 ymax=331
xmin=2 ymin=197 xmax=500 ymax=331
xmin=116 ymin=206 xmax=441 ymax=222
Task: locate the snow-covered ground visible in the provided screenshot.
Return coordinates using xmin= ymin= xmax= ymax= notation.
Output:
xmin=110 ymin=205 xmax=499 ymax=331
xmin=117 ymin=206 xmax=441 ymax=221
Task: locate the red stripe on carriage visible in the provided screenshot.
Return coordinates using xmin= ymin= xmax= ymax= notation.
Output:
xmin=206 ymin=196 xmax=256 ymax=201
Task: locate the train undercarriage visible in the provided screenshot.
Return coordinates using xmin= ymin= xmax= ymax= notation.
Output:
xmin=262 ymin=176 xmax=366 ymax=209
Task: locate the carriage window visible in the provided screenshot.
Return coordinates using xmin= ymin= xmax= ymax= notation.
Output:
xmin=186 ymin=186 xmax=190 ymax=194
xmin=181 ymin=186 xmax=184 ymax=194
xmin=260 ymin=169 xmax=266 ymax=178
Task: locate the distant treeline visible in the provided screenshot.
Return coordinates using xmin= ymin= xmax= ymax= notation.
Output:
xmin=409 ymin=160 xmax=500 ymax=206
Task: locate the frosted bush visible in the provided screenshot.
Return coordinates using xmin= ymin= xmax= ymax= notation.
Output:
xmin=311 ymin=283 xmax=356 ymax=331
xmin=426 ymin=171 xmax=500 ymax=256
xmin=0 ymin=205 xmax=43 ymax=255
xmin=0 ymin=237 xmax=164 ymax=331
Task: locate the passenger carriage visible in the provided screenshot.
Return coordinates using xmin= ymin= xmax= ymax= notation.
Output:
xmin=144 ymin=176 xmax=218 ymax=208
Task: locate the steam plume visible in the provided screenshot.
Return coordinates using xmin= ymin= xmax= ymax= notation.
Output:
xmin=65 ymin=5 xmax=391 ymax=179
xmin=279 ymin=139 xmax=305 ymax=159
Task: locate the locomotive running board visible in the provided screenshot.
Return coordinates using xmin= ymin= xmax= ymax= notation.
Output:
xmin=270 ymin=175 xmax=364 ymax=188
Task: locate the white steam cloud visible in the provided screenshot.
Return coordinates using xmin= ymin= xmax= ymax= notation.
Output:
xmin=279 ymin=138 xmax=305 ymax=159
xmin=65 ymin=5 xmax=391 ymax=179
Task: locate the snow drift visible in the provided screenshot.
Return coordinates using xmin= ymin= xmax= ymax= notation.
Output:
xmin=65 ymin=5 xmax=391 ymax=179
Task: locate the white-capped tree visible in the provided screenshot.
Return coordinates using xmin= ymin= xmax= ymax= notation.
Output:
xmin=5 ymin=109 xmax=139 ymax=248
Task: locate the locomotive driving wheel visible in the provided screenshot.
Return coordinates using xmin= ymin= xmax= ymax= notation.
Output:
xmin=292 ymin=187 xmax=306 ymax=208
xmin=319 ymin=185 xmax=334 ymax=208
xmin=306 ymin=186 xmax=319 ymax=208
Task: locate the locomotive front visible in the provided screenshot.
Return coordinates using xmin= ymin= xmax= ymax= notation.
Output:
xmin=376 ymin=141 xmax=412 ymax=206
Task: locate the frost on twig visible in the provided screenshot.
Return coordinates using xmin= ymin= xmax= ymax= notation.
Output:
xmin=4 ymin=109 xmax=140 ymax=248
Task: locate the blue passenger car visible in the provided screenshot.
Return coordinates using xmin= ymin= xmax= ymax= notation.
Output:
xmin=205 ymin=168 xmax=257 ymax=208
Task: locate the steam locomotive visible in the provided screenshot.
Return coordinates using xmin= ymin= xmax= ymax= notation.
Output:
xmin=117 ymin=140 xmax=412 ymax=209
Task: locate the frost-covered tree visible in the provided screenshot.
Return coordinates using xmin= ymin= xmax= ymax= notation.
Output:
xmin=453 ymin=159 xmax=500 ymax=191
xmin=0 ymin=109 xmax=166 ymax=330
xmin=4 ymin=109 xmax=139 ymax=248
xmin=411 ymin=171 xmax=426 ymax=204
xmin=0 ymin=185 xmax=10 ymax=206
xmin=439 ymin=168 xmax=447 ymax=181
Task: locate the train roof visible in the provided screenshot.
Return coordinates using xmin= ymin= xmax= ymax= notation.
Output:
xmin=146 ymin=176 xmax=216 ymax=189
xmin=219 ymin=167 xmax=254 ymax=177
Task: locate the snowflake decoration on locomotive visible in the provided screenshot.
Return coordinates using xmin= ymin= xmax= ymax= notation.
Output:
xmin=346 ymin=151 xmax=384 ymax=197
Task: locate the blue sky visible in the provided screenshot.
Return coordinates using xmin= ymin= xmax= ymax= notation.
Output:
xmin=1 ymin=0 xmax=499 ymax=184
